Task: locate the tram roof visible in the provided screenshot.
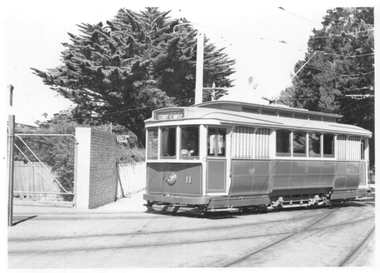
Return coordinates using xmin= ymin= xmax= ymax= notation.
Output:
xmin=194 ymin=100 xmax=342 ymax=118
xmin=146 ymin=101 xmax=372 ymax=137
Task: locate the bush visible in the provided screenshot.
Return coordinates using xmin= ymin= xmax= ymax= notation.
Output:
xmin=116 ymin=144 xmax=145 ymax=163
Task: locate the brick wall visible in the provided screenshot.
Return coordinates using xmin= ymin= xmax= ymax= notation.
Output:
xmin=75 ymin=128 xmax=117 ymax=209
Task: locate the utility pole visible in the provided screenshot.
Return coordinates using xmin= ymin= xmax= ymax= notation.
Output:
xmin=173 ymin=23 xmax=204 ymax=105
xmin=7 ymin=85 xmax=15 ymax=226
xmin=8 ymin=115 xmax=15 ymax=226
xmin=195 ymin=25 xmax=204 ymax=105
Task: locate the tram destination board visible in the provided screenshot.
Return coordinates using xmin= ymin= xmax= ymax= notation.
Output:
xmin=154 ymin=109 xmax=184 ymax=120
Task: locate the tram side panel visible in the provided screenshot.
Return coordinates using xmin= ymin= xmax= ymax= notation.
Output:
xmin=146 ymin=163 xmax=202 ymax=197
xmin=271 ymin=160 xmax=335 ymax=200
xmin=230 ymin=160 xmax=272 ymax=195
xmin=331 ymin=161 xmax=362 ymax=200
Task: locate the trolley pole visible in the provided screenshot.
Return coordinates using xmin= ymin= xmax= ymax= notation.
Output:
xmin=8 ymin=114 xmax=15 ymax=226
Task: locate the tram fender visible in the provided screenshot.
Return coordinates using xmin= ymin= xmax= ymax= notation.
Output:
xmin=143 ymin=193 xmax=210 ymax=205
xmin=207 ymin=195 xmax=271 ymax=209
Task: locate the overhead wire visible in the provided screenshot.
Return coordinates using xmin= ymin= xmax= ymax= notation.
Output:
xmin=303 ymin=64 xmax=374 ymax=77
xmin=309 ymin=28 xmax=374 ymax=39
xmin=278 ymin=7 xmax=321 ymax=26
xmin=197 ymin=23 xmax=304 ymax=50
xmin=319 ymin=52 xmax=374 ymax=58
xmin=60 ymin=7 xmax=373 ymax=117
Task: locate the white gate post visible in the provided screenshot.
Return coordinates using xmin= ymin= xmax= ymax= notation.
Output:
xmin=74 ymin=128 xmax=91 ymax=209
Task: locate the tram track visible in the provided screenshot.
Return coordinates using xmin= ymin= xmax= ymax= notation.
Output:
xmin=214 ymin=207 xmax=341 ymax=267
xmin=8 ymin=207 xmax=339 ymax=243
xmin=9 ymin=208 xmax=374 ymax=257
xmin=212 ymin=208 xmax=375 ymax=267
xmin=338 ymin=225 xmax=375 ymax=267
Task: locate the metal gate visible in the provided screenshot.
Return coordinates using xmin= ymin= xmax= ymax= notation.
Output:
xmin=13 ymin=133 xmax=76 ymax=206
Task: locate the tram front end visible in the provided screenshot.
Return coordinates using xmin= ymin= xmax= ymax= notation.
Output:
xmin=143 ymin=107 xmax=213 ymax=209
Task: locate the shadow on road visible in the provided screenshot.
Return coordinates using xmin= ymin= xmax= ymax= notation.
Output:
xmin=11 ymin=215 xmax=38 ymax=226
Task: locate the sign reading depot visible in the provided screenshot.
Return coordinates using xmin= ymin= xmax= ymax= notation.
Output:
xmin=155 ymin=109 xmax=184 ymax=120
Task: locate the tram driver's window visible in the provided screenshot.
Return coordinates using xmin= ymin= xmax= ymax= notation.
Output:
xmin=208 ymin=128 xmax=226 ymax=156
xmin=276 ymin=130 xmax=290 ymax=156
xmin=160 ymin=127 xmax=176 ymax=158
xmin=181 ymin=126 xmax=199 ymax=159
xmin=147 ymin=129 xmax=158 ymax=159
xmin=323 ymin=134 xmax=335 ymax=158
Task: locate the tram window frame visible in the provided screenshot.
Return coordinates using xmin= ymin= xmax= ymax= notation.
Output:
xmin=309 ymin=133 xmax=321 ymax=158
xmin=208 ymin=127 xmax=227 ymax=157
xmin=147 ymin=128 xmax=159 ymax=159
xmin=361 ymin=139 xmax=365 ymax=160
xmin=293 ymin=132 xmax=306 ymax=157
xmin=160 ymin=127 xmax=177 ymax=159
xmin=276 ymin=130 xmax=291 ymax=157
xmin=323 ymin=134 xmax=335 ymax=158
xmin=180 ymin=126 xmax=199 ymax=159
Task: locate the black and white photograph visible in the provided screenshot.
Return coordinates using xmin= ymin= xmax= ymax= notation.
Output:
xmin=2 ymin=0 xmax=378 ymax=270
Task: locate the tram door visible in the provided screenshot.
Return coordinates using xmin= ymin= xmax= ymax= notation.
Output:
xmin=206 ymin=128 xmax=227 ymax=194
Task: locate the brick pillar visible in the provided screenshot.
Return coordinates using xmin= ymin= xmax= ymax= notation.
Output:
xmin=75 ymin=127 xmax=117 ymax=209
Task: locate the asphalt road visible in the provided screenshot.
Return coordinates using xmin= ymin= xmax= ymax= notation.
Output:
xmin=8 ymin=194 xmax=375 ymax=268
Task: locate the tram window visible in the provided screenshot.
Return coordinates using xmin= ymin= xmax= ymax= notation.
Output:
xmin=276 ymin=130 xmax=290 ymax=156
xmin=147 ymin=129 xmax=158 ymax=159
xmin=181 ymin=126 xmax=199 ymax=159
xmin=323 ymin=134 xmax=335 ymax=158
xmin=309 ymin=133 xmax=321 ymax=157
xmin=208 ymin=128 xmax=226 ymax=156
xmin=293 ymin=132 xmax=306 ymax=157
xmin=160 ymin=127 xmax=176 ymax=158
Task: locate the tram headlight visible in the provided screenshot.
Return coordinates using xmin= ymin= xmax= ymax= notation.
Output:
xmin=165 ymin=173 xmax=177 ymax=186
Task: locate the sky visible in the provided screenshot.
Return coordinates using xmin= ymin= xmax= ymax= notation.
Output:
xmin=1 ymin=0 xmax=378 ymax=125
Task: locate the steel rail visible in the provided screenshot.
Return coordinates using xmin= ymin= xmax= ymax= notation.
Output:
xmin=8 ymin=213 xmax=318 ymax=242
xmin=219 ymin=207 xmax=340 ymax=267
xmin=9 ymin=211 xmax=375 ymax=257
xmin=11 ymin=213 xmax=375 ymax=257
xmin=338 ymin=225 xmax=375 ymax=266
xmin=10 ymin=204 xmax=374 ymax=242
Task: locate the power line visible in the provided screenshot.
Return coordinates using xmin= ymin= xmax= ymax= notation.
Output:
xmin=309 ymin=28 xmax=374 ymax=39
xmin=320 ymin=52 xmax=374 ymax=58
xmin=198 ymin=23 xmax=373 ymax=55
xmin=198 ymin=23 xmax=304 ymax=51
xmin=304 ymin=64 xmax=374 ymax=77
xmin=278 ymin=7 xmax=321 ymax=26
xmin=278 ymin=7 xmax=374 ymax=30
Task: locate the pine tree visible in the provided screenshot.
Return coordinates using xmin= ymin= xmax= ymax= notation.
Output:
xmin=31 ymin=8 xmax=235 ymax=146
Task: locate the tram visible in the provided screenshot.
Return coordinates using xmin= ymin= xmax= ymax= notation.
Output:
xmin=143 ymin=100 xmax=372 ymax=212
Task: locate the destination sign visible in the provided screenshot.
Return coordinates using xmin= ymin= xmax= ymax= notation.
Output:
xmin=155 ymin=110 xmax=184 ymax=120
